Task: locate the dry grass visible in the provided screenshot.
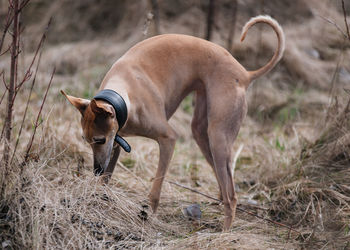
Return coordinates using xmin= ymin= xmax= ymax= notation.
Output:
xmin=268 ymin=100 xmax=350 ymax=248
xmin=1 ymin=0 xmax=350 ymax=249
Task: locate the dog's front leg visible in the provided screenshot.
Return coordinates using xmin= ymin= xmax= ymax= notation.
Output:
xmin=149 ymin=129 xmax=177 ymax=213
xmin=102 ymin=145 xmax=121 ymax=184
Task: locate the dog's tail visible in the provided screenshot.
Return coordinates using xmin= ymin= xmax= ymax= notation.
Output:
xmin=240 ymin=15 xmax=285 ymax=82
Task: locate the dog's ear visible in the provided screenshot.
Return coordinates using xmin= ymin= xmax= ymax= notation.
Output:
xmin=60 ymin=90 xmax=90 ymax=116
xmin=90 ymin=99 xmax=114 ymax=117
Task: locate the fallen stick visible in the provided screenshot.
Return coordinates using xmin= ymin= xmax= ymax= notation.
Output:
xmin=167 ymin=180 xmax=300 ymax=234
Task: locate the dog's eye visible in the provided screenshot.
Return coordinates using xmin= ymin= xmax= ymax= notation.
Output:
xmin=92 ymin=137 xmax=106 ymax=145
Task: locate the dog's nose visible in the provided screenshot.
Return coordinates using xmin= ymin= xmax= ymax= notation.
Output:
xmin=93 ymin=163 xmax=104 ymax=176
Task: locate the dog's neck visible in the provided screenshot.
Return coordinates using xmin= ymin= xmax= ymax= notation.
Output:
xmin=93 ymin=89 xmax=128 ymax=131
xmin=99 ymin=76 xmax=131 ymax=114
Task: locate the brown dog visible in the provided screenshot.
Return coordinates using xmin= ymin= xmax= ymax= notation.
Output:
xmin=62 ymin=15 xmax=285 ymax=230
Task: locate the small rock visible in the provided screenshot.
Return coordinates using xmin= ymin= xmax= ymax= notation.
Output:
xmin=306 ymin=48 xmax=320 ymax=59
xmin=182 ymin=204 xmax=202 ymax=221
xmin=247 ymin=199 xmax=258 ymax=205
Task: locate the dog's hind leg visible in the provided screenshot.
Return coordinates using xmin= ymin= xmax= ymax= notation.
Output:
xmin=191 ymin=90 xmax=222 ymax=199
xmin=207 ymin=87 xmax=247 ymax=231
xmin=209 ymin=137 xmax=237 ymax=231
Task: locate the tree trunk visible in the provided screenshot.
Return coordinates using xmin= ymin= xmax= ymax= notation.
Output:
xmin=226 ymin=0 xmax=237 ymax=52
xmin=150 ymin=0 xmax=160 ymax=35
xmin=205 ymin=0 xmax=215 ymax=41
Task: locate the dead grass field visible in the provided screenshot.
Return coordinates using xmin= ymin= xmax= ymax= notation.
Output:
xmin=1 ymin=0 xmax=350 ymax=249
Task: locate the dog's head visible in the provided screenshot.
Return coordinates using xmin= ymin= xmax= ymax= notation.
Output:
xmin=61 ymin=90 xmax=118 ymax=176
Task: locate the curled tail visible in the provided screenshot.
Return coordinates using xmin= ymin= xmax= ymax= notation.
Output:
xmin=240 ymin=15 xmax=285 ymax=82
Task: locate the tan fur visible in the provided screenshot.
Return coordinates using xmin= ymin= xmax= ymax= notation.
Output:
xmin=62 ymin=15 xmax=285 ymax=231
xmin=241 ymin=15 xmax=285 ymax=82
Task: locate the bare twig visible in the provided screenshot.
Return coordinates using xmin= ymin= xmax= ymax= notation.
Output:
xmin=2 ymin=69 xmax=9 ymax=90
xmin=10 ymin=41 xmax=45 ymax=164
xmin=168 ymin=180 xmax=222 ymax=202
xmin=9 ymin=18 xmax=51 ymax=164
xmin=0 ymin=122 xmax=5 ymax=143
xmin=0 ymin=71 xmax=7 ymax=106
xmin=19 ymin=0 xmax=31 ymax=12
xmin=0 ymin=89 xmax=7 ymax=106
xmin=342 ymin=0 xmax=350 ymax=40
xmin=15 ymin=18 xmax=52 ymax=92
xmin=317 ymin=14 xmax=348 ymax=39
xmin=0 ymin=3 xmax=14 ymax=54
xmin=14 ymin=8 xmax=21 ymax=97
xmin=168 ymin=180 xmax=300 ymax=234
xmin=0 ymin=44 xmax=11 ymax=56
xmin=23 ymin=67 xmax=55 ymax=165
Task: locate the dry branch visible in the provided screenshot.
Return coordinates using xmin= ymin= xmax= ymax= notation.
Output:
xmin=167 ymin=181 xmax=300 ymax=234
xmin=317 ymin=14 xmax=349 ymax=40
xmin=342 ymin=0 xmax=350 ymax=40
xmin=0 ymin=71 xmax=7 ymax=106
xmin=23 ymin=67 xmax=56 ymax=165
xmin=15 ymin=18 xmax=52 ymax=93
xmin=10 ymin=42 xmax=45 ymax=164
xmin=0 ymin=2 xmax=14 ymax=54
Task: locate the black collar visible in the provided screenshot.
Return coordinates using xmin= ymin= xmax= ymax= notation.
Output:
xmin=93 ymin=89 xmax=131 ymax=153
xmin=93 ymin=89 xmax=128 ymax=131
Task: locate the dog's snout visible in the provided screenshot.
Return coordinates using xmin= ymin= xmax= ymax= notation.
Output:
xmin=93 ymin=162 xmax=104 ymax=176
xmin=92 ymin=141 xmax=113 ymax=176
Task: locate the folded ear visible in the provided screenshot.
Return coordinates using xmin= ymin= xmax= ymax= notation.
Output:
xmin=60 ymin=90 xmax=90 ymax=116
xmin=90 ymin=99 xmax=114 ymax=116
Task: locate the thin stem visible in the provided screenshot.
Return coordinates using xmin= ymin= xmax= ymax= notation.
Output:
xmin=317 ymin=14 xmax=348 ymax=39
xmin=10 ymin=43 xmax=44 ymax=165
xmin=0 ymin=3 xmax=14 ymax=54
xmin=15 ymin=18 xmax=52 ymax=92
xmin=168 ymin=180 xmax=300 ymax=234
xmin=342 ymin=0 xmax=350 ymax=40
xmin=0 ymin=71 xmax=7 ymax=106
xmin=23 ymin=67 xmax=55 ymax=166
